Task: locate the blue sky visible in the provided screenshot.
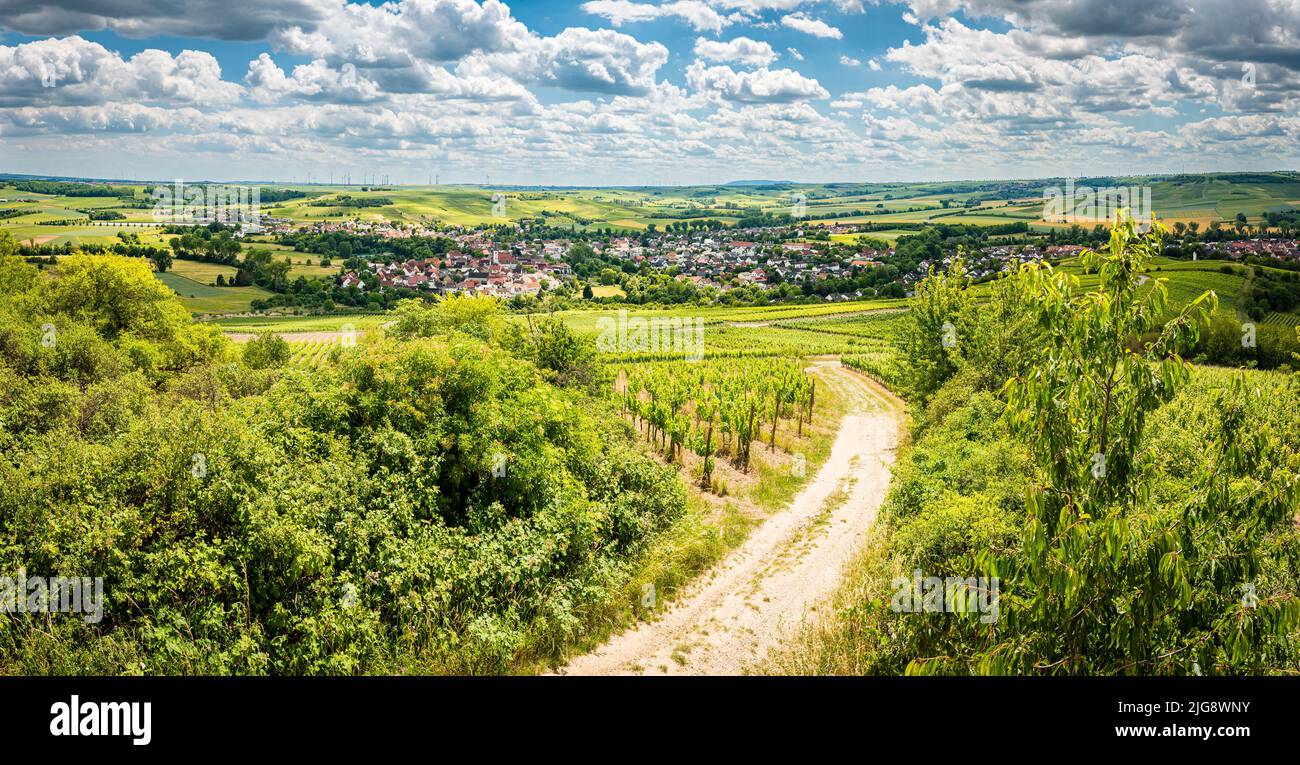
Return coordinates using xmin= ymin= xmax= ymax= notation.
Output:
xmin=1 ymin=0 xmax=1297 ymax=185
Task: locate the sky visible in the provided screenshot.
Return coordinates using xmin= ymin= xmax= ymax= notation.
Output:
xmin=0 ymin=0 xmax=1298 ymax=185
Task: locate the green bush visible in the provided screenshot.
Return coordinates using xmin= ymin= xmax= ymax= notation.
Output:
xmin=0 ymin=253 xmax=686 ymax=675
xmin=242 ymin=332 xmax=290 ymax=369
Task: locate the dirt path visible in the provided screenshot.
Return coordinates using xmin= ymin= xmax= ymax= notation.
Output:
xmin=559 ymin=361 xmax=904 ymax=676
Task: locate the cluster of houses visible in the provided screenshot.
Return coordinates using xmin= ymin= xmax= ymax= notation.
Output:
xmin=592 ymin=233 xmax=871 ymax=289
xmin=323 ymin=213 xmax=1300 ymax=301
xmin=948 ymin=243 xmax=1072 ymax=280
xmin=1210 ymin=238 xmax=1300 ymax=261
xmin=329 ymin=223 xmax=1071 ymax=298
xmin=339 ymin=247 xmax=570 ymax=298
xmin=331 ymin=225 xmax=887 ymax=297
xmin=588 ymin=230 xmax=1088 ymax=290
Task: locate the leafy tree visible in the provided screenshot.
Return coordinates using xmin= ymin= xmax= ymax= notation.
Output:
xmin=899 ymin=255 xmax=971 ymax=404
xmin=390 ymin=294 xmax=504 ymax=342
xmin=46 ymin=255 xmax=194 ymax=341
xmin=149 ymin=248 xmax=173 ymax=273
xmin=242 ymin=332 xmax=290 ymax=369
xmin=516 ymin=314 xmax=596 ymax=388
xmin=951 ymin=272 xmax=1041 ymax=396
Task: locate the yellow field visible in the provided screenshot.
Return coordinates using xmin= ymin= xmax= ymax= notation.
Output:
xmin=590 ymin=285 xmax=627 ymax=298
xmin=169 ymin=259 xmax=239 ymax=284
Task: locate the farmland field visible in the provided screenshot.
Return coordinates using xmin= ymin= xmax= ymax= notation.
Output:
xmin=590 ymin=284 xmax=626 ymax=298
xmin=533 ymin=298 xmax=909 ymax=335
xmin=1262 ymin=312 xmax=1300 ymax=329
xmin=1051 ymin=254 xmax=1252 ymax=314
xmin=156 ymin=270 xmax=276 ymax=314
xmin=169 ymin=259 xmax=239 ymax=284
xmin=213 ymin=312 xmax=390 ymax=332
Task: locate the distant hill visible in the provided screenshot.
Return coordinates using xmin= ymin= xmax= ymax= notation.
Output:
xmin=724 ymin=180 xmax=796 ymax=187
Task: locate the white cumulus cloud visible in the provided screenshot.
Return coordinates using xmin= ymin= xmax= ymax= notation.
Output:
xmin=781 ymin=12 xmax=843 ymax=39
xmin=694 ymin=36 xmax=778 ymax=66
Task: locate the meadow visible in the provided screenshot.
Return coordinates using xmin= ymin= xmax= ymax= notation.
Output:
xmin=1053 ymin=254 xmax=1253 ymax=314
xmin=535 ymin=300 xmax=910 ymax=335
xmin=213 ymin=313 xmax=390 ymax=332
xmin=156 ymin=271 xmax=276 ymax=314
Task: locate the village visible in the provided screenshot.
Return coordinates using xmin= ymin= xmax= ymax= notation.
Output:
xmin=330 ymin=224 xmax=904 ymax=298
xmin=339 ymin=245 xmax=572 ymax=298
xmin=308 ymin=215 xmax=1298 ymax=300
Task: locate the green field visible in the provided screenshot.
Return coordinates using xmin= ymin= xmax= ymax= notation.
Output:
xmin=829 ymin=230 xmax=912 ymax=243
xmin=170 ymin=257 xmax=342 ymax=291
xmin=212 ymin=313 xmax=390 ymax=332
xmin=1 ymin=221 xmax=164 ymax=246
xmin=169 ymin=259 xmax=239 ymax=284
xmin=156 ymin=271 xmax=275 ymax=314
xmin=1262 ymin=312 xmax=1300 ymax=329
xmin=1048 ymin=255 xmax=1253 ymax=315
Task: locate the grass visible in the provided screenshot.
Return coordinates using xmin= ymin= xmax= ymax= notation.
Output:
xmin=830 ymin=230 xmax=912 ymax=243
xmin=541 ymin=298 xmax=910 ymax=336
xmin=155 ymin=271 xmax=275 ymax=314
xmin=212 ymin=313 xmax=389 ymax=332
xmin=589 ymin=285 xmax=626 ymax=298
xmin=168 ymin=259 xmax=239 ymax=284
xmin=288 ymin=262 xmax=340 ymax=278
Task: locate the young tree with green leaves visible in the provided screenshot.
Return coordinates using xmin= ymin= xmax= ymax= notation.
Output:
xmin=905 ymin=216 xmax=1300 ymax=675
xmin=900 ymin=255 xmax=971 ymax=405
